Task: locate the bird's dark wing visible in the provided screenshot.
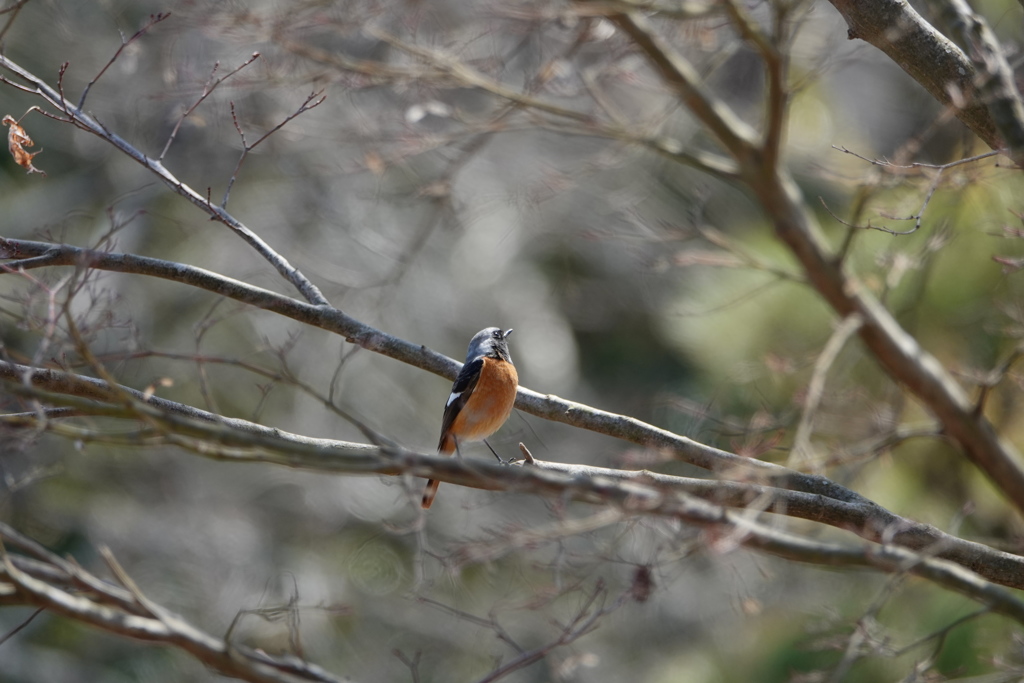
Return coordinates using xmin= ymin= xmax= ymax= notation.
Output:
xmin=437 ymin=357 xmax=483 ymax=452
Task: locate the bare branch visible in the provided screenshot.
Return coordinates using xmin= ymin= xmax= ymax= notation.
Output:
xmin=0 ymin=526 xmax=349 ymax=683
xmin=0 ymin=236 xmax=853 ymax=498
xmin=77 ymin=12 xmax=170 ymax=110
xmin=722 ymin=0 xmax=789 ymax=170
xmin=4 ymin=354 xmax=1024 ymax=590
xmin=824 ymin=0 xmax=1024 ymax=171
xmin=0 ymin=361 xmax=378 ymax=460
xmin=365 ymin=28 xmax=599 ymax=126
xmin=3 ymin=3 xmax=1024 ymax=676
xmin=474 ymin=583 xmax=625 ymax=683
xmin=221 ymin=90 xmax=326 ymax=207
xmin=789 ymin=313 xmax=863 ymax=470
xmin=0 ymin=0 xmax=32 ymax=45
xmin=939 ymin=0 xmax=1024 ymax=167
xmin=159 ymin=52 xmax=262 ymax=161
xmin=826 ymin=0 xmax=1006 ymax=157
xmin=0 ymin=55 xmax=329 ymax=307
xmin=7 ymin=236 xmax=1018 ymax=541
xmin=752 ymin=165 xmax=1024 ymax=513
xmin=737 ymin=521 xmax=1024 ymax=626
xmin=593 ymin=6 xmax=1024 ymax=512
xmin=830 ymin=146 xmax=1002 ymax=234
xmin=600 ymin=8 xmax=758 ymax=161
xmin=280 ymin=29 xmax=740 ymax=181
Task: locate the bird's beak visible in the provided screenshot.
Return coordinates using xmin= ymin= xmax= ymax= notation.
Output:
xmin=503 ymin=328 xmax=514 ymax=338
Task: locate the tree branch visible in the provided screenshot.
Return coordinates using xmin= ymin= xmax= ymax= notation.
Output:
xmin=0 ymin=525 xmax=346 ymax=683
xmin=0 ymin=54 xmax=329 ymax=307
xmin=4 ymin=357 xmax=1024 ymax=590
xmin=940 ymin=0 xmax=1024 ymax=166
xmin=0 ymin=237 xmax=864 ymax=499
xmin=826 ymin=0 xmax=1021 ymax=162
xmin=598 ymin=3 xmax=1024 ymax=515
xmin=748 ymin=167 xmax=1024 ymax=514
xmin=606 ymin=10 xmax=759 ymax=162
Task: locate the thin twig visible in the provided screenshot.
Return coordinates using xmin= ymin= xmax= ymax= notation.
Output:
xmin=827 ymin=148 xmax=1001 ymax=234
xmin=789 ymin=313 xmax=864 ymax=471
xmin=159 ymin=52 xmax=261 ymax=161
xmin=474 ymin=582 xmax=623 ymax=683
xmin=0 ymin=55 xmax=329 ymax=307
xmin=221 ymin=90 xmax=325 ymax=208
xmin=721 ymin=0 xmax=788 ymax=170
xmin=0 ymin=530 xmax=346 ymax=683
xmin=77 ymin=13 xmax=171 ymax=110
xmin=0 ymin=0 xmax=33 ymax=46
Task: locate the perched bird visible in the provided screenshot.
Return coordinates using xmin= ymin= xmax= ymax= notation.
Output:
xmin=422 ymin=327 xmax=519 ymax=509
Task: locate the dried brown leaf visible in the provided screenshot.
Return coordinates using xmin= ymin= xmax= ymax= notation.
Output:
xmin=3 ymin=114 xmax=46 ymax=177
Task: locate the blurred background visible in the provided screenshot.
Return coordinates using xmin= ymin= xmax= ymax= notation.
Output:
xmin=2 ymin=1 xmax=1024 ymax=681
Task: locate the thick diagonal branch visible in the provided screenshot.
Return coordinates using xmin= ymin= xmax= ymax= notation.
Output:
xmin=749 ymin=166 xmax=1024 ymax=513
xmin=603 ymin=7 xmax=1024 ymax=514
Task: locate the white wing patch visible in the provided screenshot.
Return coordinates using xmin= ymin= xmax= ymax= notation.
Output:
xmin=446 ymin=391 xmax=462 ymax=407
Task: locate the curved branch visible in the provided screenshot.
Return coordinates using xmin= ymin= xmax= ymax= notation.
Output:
xmin=606 ymin=10 xmax=759 ymax=161
xmin=4 ymin=359 xmax=1024 ymax=590
xmin=0 ymin=359 xmax=376 ymax=458
xmin=734 ymin=520 xmax=1024 ymax=626
xmin=0 ymin=525 xmax=346 ymax=683
xmin=0 ymin=54 xmax=329 ymax=307
xmin=0 ymin=237 xmax=865 ymax=500
xmin=280 ymin=32 xmax=741 ymax=181
xmin=6 ymin=434 xmax=1024 ymax=625
xmin=7 ymin=236 xmax=1019 ymax=519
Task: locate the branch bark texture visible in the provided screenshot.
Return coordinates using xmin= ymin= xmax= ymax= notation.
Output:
xmin=828 ymin=0 xmax=1024 ymax=165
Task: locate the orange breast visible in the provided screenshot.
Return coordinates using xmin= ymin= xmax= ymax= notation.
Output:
xmin=448 ymin=357 xmax=519 ymax=443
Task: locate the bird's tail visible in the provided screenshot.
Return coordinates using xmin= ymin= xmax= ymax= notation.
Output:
xmin=421 ymin=479 xmax=440 ymax=509
xmin=422 ymin=438 xmax=456 ymax=509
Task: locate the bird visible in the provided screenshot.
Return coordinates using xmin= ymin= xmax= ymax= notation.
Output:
xmin=422 ymin=327 xmax=519 ymax=509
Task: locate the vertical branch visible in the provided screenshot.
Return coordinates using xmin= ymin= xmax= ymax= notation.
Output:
xmin=722 ymin=0 xmax=790 ymax=171
xmin=789 ymin=313 xmax=863 ymax=470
